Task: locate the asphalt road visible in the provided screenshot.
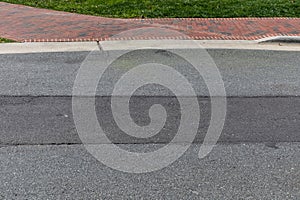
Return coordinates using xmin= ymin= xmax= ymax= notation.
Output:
xmin=1 ymin=143 xmax=299 ymax=199
xmin=0 ymin=49 xmax=299 ymax=96
xmin=1 ymin=96 xmax=300 ymax=145
xmin=0 ymin=48 xmax=300 ymax=199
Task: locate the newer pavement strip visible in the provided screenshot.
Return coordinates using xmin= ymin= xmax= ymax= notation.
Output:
xmin=0 ymin=40 xmax=299 ymax=199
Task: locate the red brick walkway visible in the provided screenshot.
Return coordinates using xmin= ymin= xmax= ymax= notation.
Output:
xmin=1 ymin=2 xmax=300 ymax=42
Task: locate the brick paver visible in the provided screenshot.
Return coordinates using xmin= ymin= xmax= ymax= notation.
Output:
xmin=1 ymin=2 xmax=300 ymax=42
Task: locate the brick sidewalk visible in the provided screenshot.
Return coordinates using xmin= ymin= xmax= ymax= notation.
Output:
xmin=1 ymin=2 xmax=300 ymax=42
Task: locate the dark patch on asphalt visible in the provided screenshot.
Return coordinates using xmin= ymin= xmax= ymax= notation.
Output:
xmin=265 ymin=142 xmax=279 ymax=149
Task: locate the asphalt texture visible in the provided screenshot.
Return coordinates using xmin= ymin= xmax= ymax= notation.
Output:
xmin=0 ymin=96 xmax=300 ymax=145
xmin=1 ymin=143 xmax=299 ymax=199
xmin=0 ymin=49 xmax=299 ymax=96
xmin=0 ymin=49 xmax=300 ymax=199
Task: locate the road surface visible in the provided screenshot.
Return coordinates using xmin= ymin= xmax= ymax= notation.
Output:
xmin=0 ymin=47 xmax=299 ymax=199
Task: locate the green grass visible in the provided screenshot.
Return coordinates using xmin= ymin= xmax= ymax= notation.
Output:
xmin=0 ymin=37 xmax=15 ymax=43
xmin=1 ymin=0 xmax=300 ymax=18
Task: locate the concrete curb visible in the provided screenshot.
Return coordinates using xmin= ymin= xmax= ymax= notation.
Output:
xmin=257 ymin=36 xmax=300 ymax=43
xmin=1 ymin=40 xmax=300 ymax=54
